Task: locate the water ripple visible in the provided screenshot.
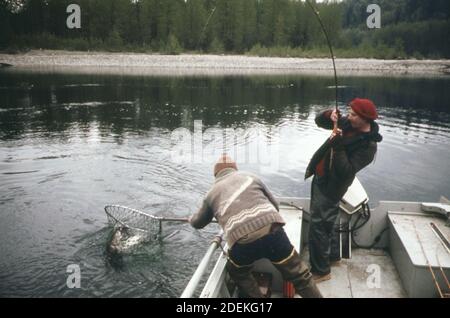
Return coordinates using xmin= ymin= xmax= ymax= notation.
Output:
xmin=1 ymin=73 xmax=449 ymax=297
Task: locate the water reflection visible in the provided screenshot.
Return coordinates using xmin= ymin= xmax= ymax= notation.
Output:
xmin=1 ymin=72 xmax=449 ymax=138
xmin=0 ymin=70 xmax=449 ymax=297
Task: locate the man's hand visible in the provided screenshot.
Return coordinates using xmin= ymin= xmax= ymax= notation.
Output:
xmin=329 ymin=128 xmax=342 ymax=140
xmin=330 ymin=109 xmax=340 ymax=123
xmin=329 ymin=128 xmax=343 ymax=150
xmin=329 ymin=109 xmax=342 ymax=146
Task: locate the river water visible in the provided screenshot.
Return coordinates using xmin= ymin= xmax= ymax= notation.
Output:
xmin=0 ymin=69 xmax=449 ymax=297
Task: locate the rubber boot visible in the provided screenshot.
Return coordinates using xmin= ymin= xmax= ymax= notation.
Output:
xmin=295 ymin=281 xmax=323 ymax=298
xmin=226 ymin=262 xmax=263 ymax=298
xmin=274 ymin=249 xmax=323 ymax=298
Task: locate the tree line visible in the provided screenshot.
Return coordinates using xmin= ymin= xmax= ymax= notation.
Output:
xmin=1 ymin=0 xmax=449 ymax=59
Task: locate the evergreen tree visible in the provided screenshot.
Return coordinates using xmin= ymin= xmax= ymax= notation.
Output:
xmin=241 ymin=0 xmax=257 ymax=50
xmin=182 ymin=0 xmax=207 ymax=50
xmin=1 ymin=0 xmax=448 ymax=58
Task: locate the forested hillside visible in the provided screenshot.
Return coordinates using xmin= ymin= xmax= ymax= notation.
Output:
xmin=1 ymin=0 xmax=449 ymax=58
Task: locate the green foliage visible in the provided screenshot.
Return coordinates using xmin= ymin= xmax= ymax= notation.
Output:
xmin=248 ymin=44 xmax=331 ymax=58
xmin=163 ymin=34 xmax=182 ymax=55
xmin=1 ymin=0 xmax=449 ymax=59
xmin=105 ymin=29 xmax=123 ymax=51
xmin=209 ymin=37 xmax=224 ymax=53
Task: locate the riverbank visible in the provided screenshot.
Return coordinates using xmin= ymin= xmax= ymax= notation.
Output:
xmin=1 ymin=50 xmax=449 ymax=76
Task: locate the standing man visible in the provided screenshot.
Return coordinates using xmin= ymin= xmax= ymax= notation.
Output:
xmin=189 ymin=154 xmax=322 ymax=298
xmin=305 ymin=98 xmax=383 ymax=282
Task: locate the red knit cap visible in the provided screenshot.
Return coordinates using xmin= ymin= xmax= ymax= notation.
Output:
xmin=349 ymin=98 xmax=378 ymax=121
xmin=214 ymin=154 xmax=237 ymax=176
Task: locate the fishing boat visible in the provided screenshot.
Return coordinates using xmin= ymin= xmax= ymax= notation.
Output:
xmin=180 ymin=178 xmax=450 ymax=298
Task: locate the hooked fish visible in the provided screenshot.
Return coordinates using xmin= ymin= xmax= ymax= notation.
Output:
xmin=107 ymin=226 xmax=146 ymax=254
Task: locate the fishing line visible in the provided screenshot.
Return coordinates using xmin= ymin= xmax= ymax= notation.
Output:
xmin=305 ymin=0 xmax=339 ymax=111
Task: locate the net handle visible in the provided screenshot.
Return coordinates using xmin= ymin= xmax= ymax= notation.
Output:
xmin=104 ymin=204 xmax=218 ymax=237
xmin=156 ymin=216 xmax=218 ymax=223
xmin=157 ymin=216 xmax=190 ymax=222
xmin=105 ymin=205 xmax=218 ymax=222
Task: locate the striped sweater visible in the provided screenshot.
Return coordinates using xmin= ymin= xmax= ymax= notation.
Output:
xmin=189 ymin=168 xmax=285 ymax=247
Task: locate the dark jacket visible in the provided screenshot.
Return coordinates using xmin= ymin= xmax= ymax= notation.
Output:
xmin=305 ymin=110 xmax=383 ymax=202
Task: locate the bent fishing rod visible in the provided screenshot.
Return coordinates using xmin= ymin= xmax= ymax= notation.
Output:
xmin=305 ymin=0 xmax=340 ymax=168
xmin=305 ymin=0 xmax=339 ymax=116
xmin=201 ymin=0 xmax=339 ymax=116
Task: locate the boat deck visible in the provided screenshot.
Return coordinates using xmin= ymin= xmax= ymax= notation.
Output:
xmin=301 ymin=248 xmax=407 ymax=298
xmin=196 ymin=201 xmax=450 ymax=298
xmin=280 ymin=203 xmax=406 ymax=298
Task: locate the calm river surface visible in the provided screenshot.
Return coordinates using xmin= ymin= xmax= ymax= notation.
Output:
xmin=1 ymin=69 xmax=449 ymax=297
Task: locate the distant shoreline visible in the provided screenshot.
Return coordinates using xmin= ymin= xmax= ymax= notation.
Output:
xmin=1 ymin=50 xmax=449 ymax=76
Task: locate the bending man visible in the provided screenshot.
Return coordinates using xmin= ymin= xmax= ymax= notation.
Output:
xmin=190 ymin=154 xmax=322 ymax=298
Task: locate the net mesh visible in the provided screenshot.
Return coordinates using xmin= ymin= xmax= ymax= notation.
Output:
xmin=104 ymin=205 xmax=162 ymax=240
